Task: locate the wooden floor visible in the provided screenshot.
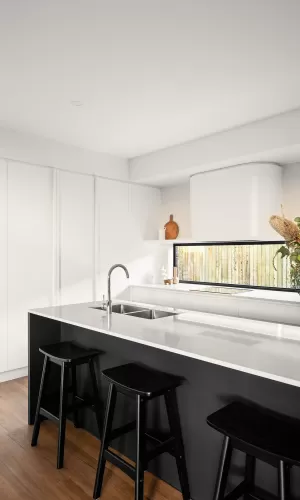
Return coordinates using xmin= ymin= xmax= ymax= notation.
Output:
xmin=0 ymin=377 xmax=182 ymax=499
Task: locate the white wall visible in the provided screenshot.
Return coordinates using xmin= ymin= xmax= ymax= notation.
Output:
xmin=160 ymin=182 xmax=191 ymax=238
xmin=0 ymin=160 xmax=7 ymax=374
xmin=283 ymin=164 xmax=300 ymax=219
xmin=0 ymin=126 xmax=129 ymax=180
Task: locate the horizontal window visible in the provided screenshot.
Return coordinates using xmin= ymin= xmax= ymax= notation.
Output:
xmin=173 ymin=241 xmax=298 ymax=292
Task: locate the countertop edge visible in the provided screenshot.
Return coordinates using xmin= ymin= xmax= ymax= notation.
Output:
xmin=28 ymin=309 xmax=300 ymax=389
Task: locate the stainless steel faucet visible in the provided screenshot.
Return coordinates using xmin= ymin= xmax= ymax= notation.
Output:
xmin=107 ymin=264 xmax=130 ymax=314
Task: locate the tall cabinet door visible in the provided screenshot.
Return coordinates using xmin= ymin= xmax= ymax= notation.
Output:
xmin=59 ymin=171 xmax=94 ymax=305
xmin=96 ymin=178 xmax=130 ymax=299
xmin=7 ymin=161 xmax=53 ymax=370
xmin=0 ymin=159 xmax=7 ymax=374
xmin=129 ymin=184 xmax=161 ymax=240
xmin=129 ymin=184 xmax=162 ymax=284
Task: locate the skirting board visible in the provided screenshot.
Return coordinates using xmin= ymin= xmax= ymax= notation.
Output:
xmin=0 ymin=367 xmax=28 ymax=383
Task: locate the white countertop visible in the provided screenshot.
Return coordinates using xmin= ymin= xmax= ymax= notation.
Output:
xmin=30 ymin=300 xmax=300 ymax=388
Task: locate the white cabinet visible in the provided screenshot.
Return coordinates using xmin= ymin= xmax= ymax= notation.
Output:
xmin=190 ymin=163 xmax=282 ymax=242
xmin=0 ymin=160 xmax=7 ymax=373
xmin=129 ymin=184 xmax=161 ymax=241
xmin=96 ymin=179 xmax=162 ymax=298
xmin=59 ymin=171 xmax=94 ymax=305
xmin=129 ymin=184 xmax=162 ymax=285
xmin=0 ymin=160 xmax=162 ymax=375
xmin=96 ymin=178 xmax=130 ymax=298
xmin=7 ymin=162 xmax=53 ymax=370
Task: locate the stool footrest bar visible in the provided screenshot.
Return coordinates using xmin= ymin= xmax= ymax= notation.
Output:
xmin=145 ymin=432 xmax=176 ymax=457
xmin=104 ymin=449 xmax=136 ymax=480
xmin=146 ymin=436 xmax=175 ymax=463
xmin=225 ymin=480 xmax=248 ymax=500
xmin=247 ymin=487 xmax=277 ymax=500
xmin=109 ymin=421 xmax=136 ymax=442
xmin=40 ymin=407 xmax=59 ymax=424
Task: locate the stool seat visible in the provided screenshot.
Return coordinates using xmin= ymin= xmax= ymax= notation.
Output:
xmin=207 ymin=401 xmax=300 ymax=466
xmin=39 ymin=341 xmax=100 ymax=364
xmin=102 ymin=363 xmax=181 ymax=397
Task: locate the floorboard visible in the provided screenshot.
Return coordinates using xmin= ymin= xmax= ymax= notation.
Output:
xmin=0 ymin=377 xmax=182 ymax=499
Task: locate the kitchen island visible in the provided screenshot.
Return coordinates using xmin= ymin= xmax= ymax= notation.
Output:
xmin=29 ymin=301 xmax=300 ymax=500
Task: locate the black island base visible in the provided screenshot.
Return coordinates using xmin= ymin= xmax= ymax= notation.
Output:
xmin=29 ymin=313 xmax=300 ymax=500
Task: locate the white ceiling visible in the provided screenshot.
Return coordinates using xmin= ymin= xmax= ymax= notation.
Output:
xmin=1 ymin=0 xmax=300 ymax=158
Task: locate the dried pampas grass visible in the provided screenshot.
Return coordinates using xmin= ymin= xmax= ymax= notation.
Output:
xmin=269 ymin=215 xmax=300 ymax=242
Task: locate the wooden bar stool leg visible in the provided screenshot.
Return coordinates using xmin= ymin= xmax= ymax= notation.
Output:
xmin=135 ymin=395 xmax=146 ymax=500
xmin=213 ymin=436 xmax=232 ymax=500
xmin=57 ymin=362 xmax=68 ymax=469
xmin=278 ymin=461 xmax=290 ymax=500
xmin=245 ymin=455 xmax=256 ymax=497
xmin=93 ymin=383 xmax=117 ymax=499
xmin=71 ymin=365 xmax=80 ymax=428
xmin=31 ymin=356 xmax=49 ymax=447
xmin=164 ymin=389 xmax=191 ymax=500
xmin=89 ymin=358 xmax=103 ymax=435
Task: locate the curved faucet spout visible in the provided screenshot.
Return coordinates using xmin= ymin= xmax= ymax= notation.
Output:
xmin=107 ymin=264 xmax=130 ymax=314
xmin=108 ymin=263 xmax=130 ymax=279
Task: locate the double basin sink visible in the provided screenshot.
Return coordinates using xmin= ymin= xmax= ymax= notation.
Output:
xmin=92 ymin=303 xmax=177 ymax=320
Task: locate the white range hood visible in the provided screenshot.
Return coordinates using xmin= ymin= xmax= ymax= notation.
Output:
xmin=190 ymin=163 xmax=282 ymax=242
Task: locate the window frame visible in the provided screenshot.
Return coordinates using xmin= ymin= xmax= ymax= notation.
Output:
xmin=173 ymin=240 xmax=299 ymax=293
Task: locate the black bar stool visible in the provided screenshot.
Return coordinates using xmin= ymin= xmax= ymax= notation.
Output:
xmin=207 ymin=401 xmax=300 ymax=500
xmin=31 ymin=341 xmax=102 ymax=469
xmin=93 ymin=363 xmax=190 ymax=500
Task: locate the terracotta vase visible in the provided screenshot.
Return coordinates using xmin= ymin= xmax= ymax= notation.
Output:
xmin=164 ymin=214 xmax=179 ymax=240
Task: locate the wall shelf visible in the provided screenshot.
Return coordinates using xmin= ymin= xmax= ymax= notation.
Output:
xmin=144 ymin=239 xmax=195 ymax=245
